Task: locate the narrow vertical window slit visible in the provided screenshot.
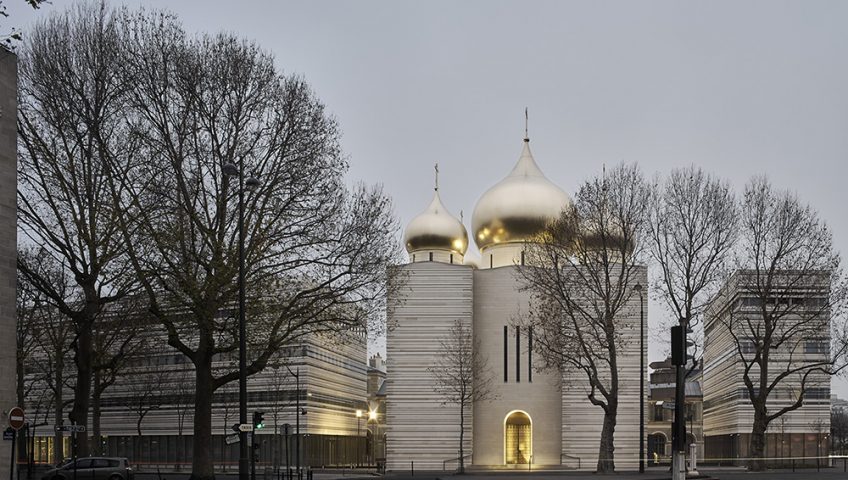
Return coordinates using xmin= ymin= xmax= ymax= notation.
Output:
xmin=528 ymin=326 xmax=533 ymax=383
xmin=516 ymin=325 xmax=521 ymax=383
xmin=503 ymin=325 xmax=508 ymax=382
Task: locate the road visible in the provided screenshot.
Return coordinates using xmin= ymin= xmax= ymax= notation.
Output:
xmin=119 ymin=465 xmax=848 ymax=480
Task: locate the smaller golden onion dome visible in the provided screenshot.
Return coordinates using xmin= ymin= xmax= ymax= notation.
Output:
xmin=472 ymin=139 xmax=571 ymax=251
xmin=404 ymin=190 xmax=468 ymax=255
xmin=579 ymin=221 xmax=633 ymax=255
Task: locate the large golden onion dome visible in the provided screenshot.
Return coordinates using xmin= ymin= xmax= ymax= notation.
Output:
xmin=404 ymin=190 xmax=468 ymax=255
xmin=472 ymin=138 xmax=571 ymax=251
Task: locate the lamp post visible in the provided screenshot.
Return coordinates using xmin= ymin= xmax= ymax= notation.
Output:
xmin=356 ymin=410 xmax=363 ymax=467
xmin=284 ymin=365 xmax=304 ymax=480
xmin=634 ymin=283 xmax=645 ymax=473
xmin=367 ymin=409 xmax=377 ymax=465
xmin=223 ymin=162 xmax=260 ymax=480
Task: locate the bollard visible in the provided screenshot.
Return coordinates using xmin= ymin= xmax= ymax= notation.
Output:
xmin=411 ymin=461 xmax=414 ymax=476
xmin=792 ymin=459 xmax=795 ymax=472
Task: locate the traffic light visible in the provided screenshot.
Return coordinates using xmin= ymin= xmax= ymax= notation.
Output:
xmin=253 ymin=411 xmax=265 ymax=430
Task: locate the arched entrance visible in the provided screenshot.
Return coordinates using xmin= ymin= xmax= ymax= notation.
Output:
xmin=647 ymin=432 xmax=667 ymax=463
xmin=504 ymin=411 xmax=532 ymax=465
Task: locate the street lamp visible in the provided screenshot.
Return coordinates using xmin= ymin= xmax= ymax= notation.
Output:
xmin=634 ymin=283 xmax=645 ymax=474
xmin=223 ymin=161 xmax=260 ymax=480
xmin=367 ymin=410 xmax=378 ymax=465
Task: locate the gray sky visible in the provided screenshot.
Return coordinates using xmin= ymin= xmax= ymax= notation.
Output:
xmin=8 ymin=0 xmax=848 ymax=397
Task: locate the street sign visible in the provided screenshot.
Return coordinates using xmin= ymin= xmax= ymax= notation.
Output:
xmin=238 ymin=424 xmax=254 ymax=432
xmin=225 ymin=434 xmax=240 ymax=445
xmin=2 ymin=428 xmax=13 ymax=441
xmin=7 ymin=407 xmax=24 ymax=430
xmin=55 ymin=425 xmax=86 ymax=433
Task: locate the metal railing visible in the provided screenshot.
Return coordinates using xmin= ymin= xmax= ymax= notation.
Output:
xmin=700 ymin=454 xmax=848 ymax=472
xmin=560 ymin=453 xmax=581 ymax=469
xmin=442 ymin=453 xmax=472 ymax=472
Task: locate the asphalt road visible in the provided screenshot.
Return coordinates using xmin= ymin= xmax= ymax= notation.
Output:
xmin=118 ymin=466 xmax=848 ymax=480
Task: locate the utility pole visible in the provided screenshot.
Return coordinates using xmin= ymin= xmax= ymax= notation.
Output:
xmin=671 ymin=322 xmax=687 ymax=480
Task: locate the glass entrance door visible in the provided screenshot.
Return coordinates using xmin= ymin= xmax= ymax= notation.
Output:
xmin=504 ymin=411 xmax=531 ymax=464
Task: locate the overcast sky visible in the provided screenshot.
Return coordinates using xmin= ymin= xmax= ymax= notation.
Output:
xmin=8 ymin=0 xmax=848 ymax=397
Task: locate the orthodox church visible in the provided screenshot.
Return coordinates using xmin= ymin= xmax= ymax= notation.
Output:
xmin=385 ymin=129 xmax=646 ymax=471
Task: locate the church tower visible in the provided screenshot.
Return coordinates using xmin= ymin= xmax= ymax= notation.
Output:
xmin=385 ymin=119 xmax=646 ymax=472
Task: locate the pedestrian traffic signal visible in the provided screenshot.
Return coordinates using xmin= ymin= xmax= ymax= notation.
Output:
xmin=253 ymin=411 xmax=265 ymax=430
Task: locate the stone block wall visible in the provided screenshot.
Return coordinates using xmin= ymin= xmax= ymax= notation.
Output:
xmin=0 ymin=48 xmax=18 ymax=480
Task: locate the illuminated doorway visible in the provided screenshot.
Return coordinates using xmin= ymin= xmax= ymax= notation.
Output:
xmin=504 ymin=411 xmax=532 ymax=464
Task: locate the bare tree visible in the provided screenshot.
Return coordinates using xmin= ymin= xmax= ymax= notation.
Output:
xmin=809 ymin=418 xmax=829 ymax=467
xmin=723 ymin=176 xmax=848 ymax=470
xmin=172 ymin=369 xmax=194 ymax=467
xmin=519 ymin=164 xmax=648 ymax=472
xmin=16 ymin=2 xmax=138 ymax=455
xmin=16 ymin=260 xmax=42 ymax=462
xmin=649 ymin=166 xmax=738 ymax=342
xmin=123 ymin=367 xmax=173 ymax=465
xmin=428 ymin=320 xmax=496 ymax=473
xmin=219 ymin=370 xmax=238 ymax=472
xmin=832 ymin=408 xmax=848 ymax=455
xmin=90 ymin=305 xmax=149 ymax=455
xmin=267 ymin=361 xmax=290 ymax=474
xmin=0 ymin=0 xmax=47 ymax=46
xmin=648 ymin=166 xmax=737 ymax=475
xmin=109 ymin=13 xmax=400 ymax=480
xmin=18 ymin=249 xmax=76 ymax=465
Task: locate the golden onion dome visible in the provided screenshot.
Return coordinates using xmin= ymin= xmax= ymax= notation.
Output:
xmin=472 ymin=138 xmax=571 ymax=251
xmin=579 ymin=221 xmax=632 ymax=254
xmin=404 ymin=190 xmax=468 ymax=255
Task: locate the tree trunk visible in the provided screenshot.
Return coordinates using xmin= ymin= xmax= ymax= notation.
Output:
xmin=596 ymin=404 xmax=617 ymax=472
xmin=92 ymin=371 xmax=102 ymax=455
xmin=70 ymin=320 xmax=93 ymax=457
xmin=749 ymin=406 xmax=768 ymax=471
xmin=458 ymin=403 xmax=465 ymax=474
xmin=190 ymin=356 xmax=215 ymax=480
xmin=53 ymin=359 xmax=65 ymax=465
xmin=16 ymin=351 xmax=27 ymax=463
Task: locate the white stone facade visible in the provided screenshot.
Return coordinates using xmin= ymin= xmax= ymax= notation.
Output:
xmin=703 ymin=271 xmax=832 ymax=460
xmin=385 ymin=261 xmax=646 ymax=471
xmin=389 ymin=136 xmax=647 ymax=471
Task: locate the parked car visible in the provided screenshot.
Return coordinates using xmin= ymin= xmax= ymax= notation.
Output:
xmin=41 ymin=457 xmax=133 ymax=480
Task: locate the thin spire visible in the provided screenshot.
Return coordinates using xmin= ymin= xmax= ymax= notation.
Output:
xmin=460 ymin=209 xmax=464 ymax=223
xmin=602 ymin=163 xmax=607 ymax=191
xmin=524 ymin=107 xmax=529 ymax=142
xmin=434 ymin=163 xmax=439 ymax=192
